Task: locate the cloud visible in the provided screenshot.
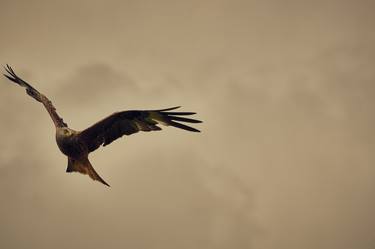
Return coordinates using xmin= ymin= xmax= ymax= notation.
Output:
xmin=1 ymin=1 xmax=375 ymax=249
xmin=55 ymin=63 xmax=137 ymax=106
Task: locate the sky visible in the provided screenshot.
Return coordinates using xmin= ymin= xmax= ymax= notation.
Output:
xmin=0 ymin=0 xmax=374 ymax=249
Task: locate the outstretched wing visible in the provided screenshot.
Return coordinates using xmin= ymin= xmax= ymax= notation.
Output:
xmin=3 ymin=65 xmax=67 ymax=128
xmin=78 ymin=107 xmax=202 ymax=152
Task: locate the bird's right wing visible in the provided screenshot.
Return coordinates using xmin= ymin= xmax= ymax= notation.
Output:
xmin=78 ymin=107 xmax=202 ymax=152
xmin=3 ymin=65 xmax=67 ymax=128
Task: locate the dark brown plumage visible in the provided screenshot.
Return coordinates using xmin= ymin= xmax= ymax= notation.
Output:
xmin=3 ymin=65 xmax=202 ymax=186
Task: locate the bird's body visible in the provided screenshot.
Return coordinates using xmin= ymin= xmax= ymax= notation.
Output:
xmin=3 ymin=65 xmax=201 ymax=187
xmin=56 ymin=127 xmax=83 ymax=158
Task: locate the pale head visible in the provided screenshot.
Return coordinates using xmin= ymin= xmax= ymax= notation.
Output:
xmin=56 ymin=127 xmax=76 ymax=138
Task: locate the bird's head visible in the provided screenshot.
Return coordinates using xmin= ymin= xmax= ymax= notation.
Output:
xmin=56 ymin=127 xmax=75 ymax=138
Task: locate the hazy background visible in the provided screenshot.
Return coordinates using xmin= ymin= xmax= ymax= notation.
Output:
xmin=0 ymin=0 xmax=374 ymax=248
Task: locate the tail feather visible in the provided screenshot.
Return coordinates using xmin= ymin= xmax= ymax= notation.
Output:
xmin=67 ymin=157 xmax=110 ymax=187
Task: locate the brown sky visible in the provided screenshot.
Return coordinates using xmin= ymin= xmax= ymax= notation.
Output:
xmin=1 ymin=0 xmax=374 ymax=249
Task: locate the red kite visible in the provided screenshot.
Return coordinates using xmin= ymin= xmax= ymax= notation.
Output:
xmin=3 ymin=65 xmax=201 ymax=186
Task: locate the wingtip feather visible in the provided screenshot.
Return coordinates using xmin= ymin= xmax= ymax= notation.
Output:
xmin=157 ymin=106 xmax=181 ymax=112
xmin=168 ymin=116 xmax=203 ymax=123
xmin=3 ymin=74 xmax=16 ymax=82
xmin=168 ymin=120 xmax=201 ymax=132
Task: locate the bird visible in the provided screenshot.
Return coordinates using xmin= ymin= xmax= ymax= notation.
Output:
xmin=3 ymin=65 xmax=202 ymax=187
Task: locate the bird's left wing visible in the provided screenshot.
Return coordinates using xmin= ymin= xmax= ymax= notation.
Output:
xmin=3 ymin=65 xmax=67 ymax=128
xmin=78 ymin=107 xmax=202 ymax=152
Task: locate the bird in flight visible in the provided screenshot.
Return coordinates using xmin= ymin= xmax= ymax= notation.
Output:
xmin=3 ymin=65 xmax=202 ymax=187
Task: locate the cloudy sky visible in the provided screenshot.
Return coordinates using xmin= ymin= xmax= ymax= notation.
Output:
xmin=0 ymin=0 xmax=374 ymax=249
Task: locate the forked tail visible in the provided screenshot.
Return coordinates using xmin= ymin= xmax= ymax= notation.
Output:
xmin=66 ymin=157 xmax=110 ymax=187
